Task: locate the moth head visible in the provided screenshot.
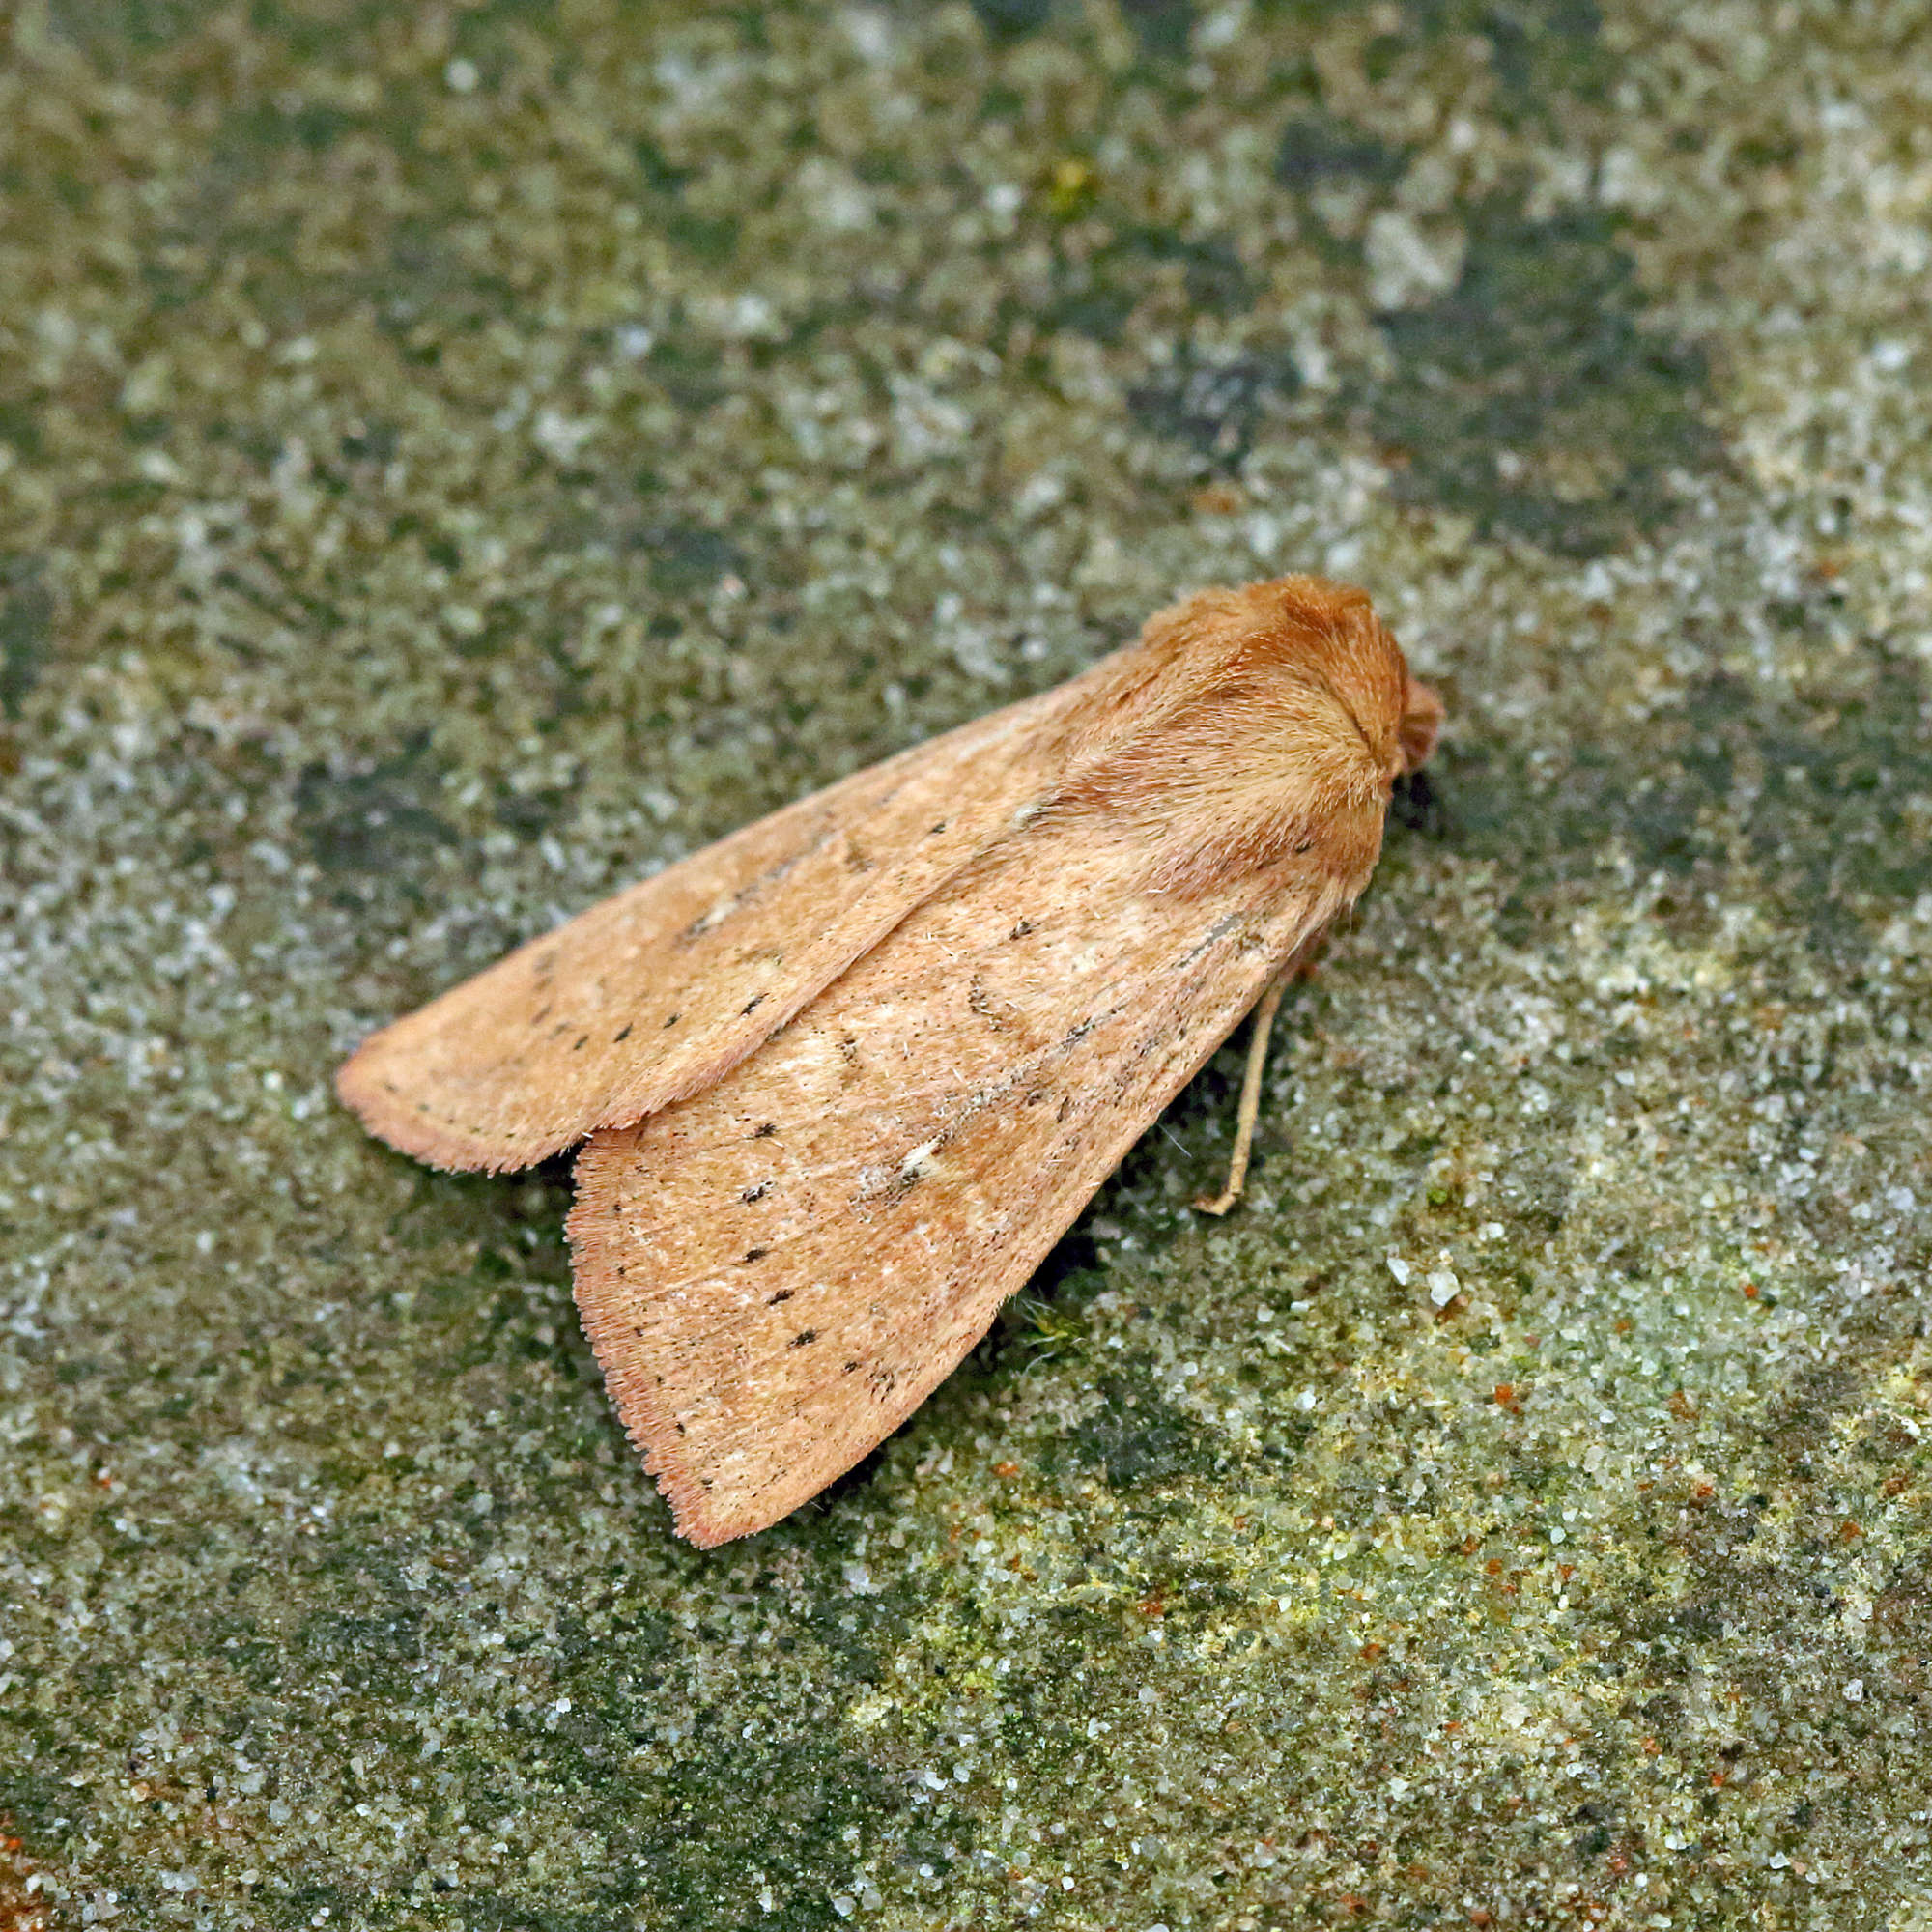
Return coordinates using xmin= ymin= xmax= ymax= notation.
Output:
xmin=1051 ymin=574 xmax=1444 ymax=892
xmin=1247 ymin=577 xmax=1436 ymax=792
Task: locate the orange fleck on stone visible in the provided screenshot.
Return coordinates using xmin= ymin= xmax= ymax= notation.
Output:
xmin=1190 ymin=483 xmax=1244 ymax=516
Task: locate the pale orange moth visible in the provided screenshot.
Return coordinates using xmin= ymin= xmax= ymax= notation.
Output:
xmin=338 ymin=576 xmax=1441 ymax=1546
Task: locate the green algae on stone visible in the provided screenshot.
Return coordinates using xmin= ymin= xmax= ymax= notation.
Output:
xmin=1361 ymin=199 xmax=1726 ymax=558
xmin=0 ymin=556 xmax=53 ymax=722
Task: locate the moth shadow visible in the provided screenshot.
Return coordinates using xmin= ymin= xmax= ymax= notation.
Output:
xmin=805 ymin=1230 xmax=1117 ymax=1520
xmin=810 ymin=1438 xmax=900 ymax=1521
xmin=977 ymin=1231 xmax=1109 ymax=1378
xmin=387 ymin=1148 xmax=576 ymax=1223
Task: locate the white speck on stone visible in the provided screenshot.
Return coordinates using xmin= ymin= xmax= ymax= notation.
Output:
xmin=1386 ymin=1255 xmax=1412 ymax=1285
xmin=1364 ymin=211 xmax=1465 ymax=309
xmin=1013 ymin=470 xmax=1066 ymax=518
xmin=1598 ymin=144 xmax=1662 ymax=210
xmin=445 ymin=58 xmax=479 ymax=93
xmin=795 ymin=156 xmax=875 ymax=233
xmin=1427 ymin=1268 xmax=1461 ymax=1309
xmin=842 ymin=8 xmax=894 ymax=62
xmin=1845 ymin=1679 xmax=1865 ymax=1702
xmin=946 ymin=624 xmax=1006 ymax=684
xmin=727 ymin=293 xmax=778 ymax=338
xmin=532 ymin=409 xmax=594 ymax=464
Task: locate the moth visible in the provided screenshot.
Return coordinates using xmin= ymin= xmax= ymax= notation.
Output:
xmin=337 ymin=576 xmax=1441 ymax=1546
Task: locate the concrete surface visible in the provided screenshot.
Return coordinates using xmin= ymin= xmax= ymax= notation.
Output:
xmin=3 ymin=2 xmax=1931 ymax=1925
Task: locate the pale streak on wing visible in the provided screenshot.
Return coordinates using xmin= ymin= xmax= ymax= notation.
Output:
xmin=566 ymin=825 xmax=1347 ymax=1548
xmin=336 ymin=683 xmax=1074 ymax=1173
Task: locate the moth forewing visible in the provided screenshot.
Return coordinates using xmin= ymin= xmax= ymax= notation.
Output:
xmin=334 ymin=678 xmax=1083 ymax=1174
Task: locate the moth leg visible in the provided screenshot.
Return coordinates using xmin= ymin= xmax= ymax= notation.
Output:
xmin=1194 ymin=969 xmax=1291 ymax=1216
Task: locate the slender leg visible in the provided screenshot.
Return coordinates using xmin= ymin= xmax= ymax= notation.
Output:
xmin=1194 ymin=970 xmax=1291 ymax=1215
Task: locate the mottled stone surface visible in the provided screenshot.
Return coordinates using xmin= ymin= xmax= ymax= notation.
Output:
xmin=4 ymin=3 xmax=1932 ymax=1926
